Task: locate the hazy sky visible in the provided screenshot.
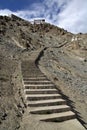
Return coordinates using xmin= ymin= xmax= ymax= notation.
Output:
xmin=0 ymin=0 xmax=87 ymax=33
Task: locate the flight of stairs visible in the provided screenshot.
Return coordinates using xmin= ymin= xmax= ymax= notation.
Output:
xmin=21 ymin=61 xmax=76 ymax=122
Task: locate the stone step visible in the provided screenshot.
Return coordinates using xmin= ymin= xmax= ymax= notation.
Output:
xmin=27 ymin=99 xmax=66 ymax=107
xmin=30 ymin=105 xmax=70 ymax=114
xmin=26 ymin=94 xmax=61 ymax=101
xmin=24 ymin=81 xmax=52 ymax=84
xmin=24 ymin=89 xmax=58 ymax=94
xmin=24 ymin=84 xmax=55 ymax=89
xmin=22 ymin=73 xmax=45 ymax=75
xmin=22 ymin=68 xmax=39 ymax=70
xmin=23 ymin=80 xmax=50 ymax=82
xmin=22 ymin=71 xmax=41 ymax=73
xmin=24 ymin=80 xmax=51 ymax=83
xmin=21 ymin=68 xmax=40 ymax=70
xmin=23 ymin=77 xmax=48 ymax=81
xmin=34 ymin=111 xmax=75 ymax=122
xmin=22 ymin=67 xmax=39 ymax=69
xmin=23 ymin=75 xmax=46 ymax=78
xmin=22 ymin=73 xmax=43 ymax=75
xmin=22 ymin=71 xmax=43 ymax=73
xmin=24 ymin=84 xmax=54 ymax=87
xmin=23 ymin=75 xmax=45 ymax=77
xmin=22 ymin=69 xmax=41 ymax=71
xmin=22 ymin=70 xmax=41 ymax=71
xmin=21 ymin=67 xmax=39 ymax=69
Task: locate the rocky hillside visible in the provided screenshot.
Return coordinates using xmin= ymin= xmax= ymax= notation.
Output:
xmin=0 ymin=14 xmax=87 ymax=129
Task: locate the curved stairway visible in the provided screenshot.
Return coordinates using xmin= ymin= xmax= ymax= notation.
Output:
xmin=21 ymin=60 xmax=76 ymax=122
xmin=21 ymin=50 xmax=85 ymax=130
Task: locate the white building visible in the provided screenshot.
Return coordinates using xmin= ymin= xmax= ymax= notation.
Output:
xmin=34 ymin=19 xmax=45 ymax=24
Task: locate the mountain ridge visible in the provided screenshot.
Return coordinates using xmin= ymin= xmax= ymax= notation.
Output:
xmin=0 ymin=15 xmax=87 ymax=130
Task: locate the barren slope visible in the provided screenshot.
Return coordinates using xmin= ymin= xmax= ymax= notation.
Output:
xmin=0 ymin=15 xmax=87 ymax=129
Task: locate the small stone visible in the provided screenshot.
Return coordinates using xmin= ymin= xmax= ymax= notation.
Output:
xmin=1 ymin=113 xmax=7 ymax=120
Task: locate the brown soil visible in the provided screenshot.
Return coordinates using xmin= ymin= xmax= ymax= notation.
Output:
xmin=0 ymin=15 xmax=87 ymax=129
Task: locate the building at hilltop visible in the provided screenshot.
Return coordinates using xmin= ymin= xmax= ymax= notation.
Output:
xmin=34 ymin=19 xmax=45 ymax=24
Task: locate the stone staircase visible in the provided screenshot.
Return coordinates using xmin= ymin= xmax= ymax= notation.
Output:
xmin=21 ymin=61 xmax=76 ymax=122
xmin=21 ymin=50 xmax=85 ymax=130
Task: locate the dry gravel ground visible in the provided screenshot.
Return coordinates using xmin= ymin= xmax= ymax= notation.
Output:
xmin=39 ymin=45 xmax=87 ymax=129
xmin=0 ymin=46 xmax=26 ymax=130
xmin=0 ymin=15 xmax=87 ymax=129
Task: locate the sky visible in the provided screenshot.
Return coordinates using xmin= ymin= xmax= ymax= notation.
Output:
xmin=0 ymin=0 xmax=87 ymax=34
